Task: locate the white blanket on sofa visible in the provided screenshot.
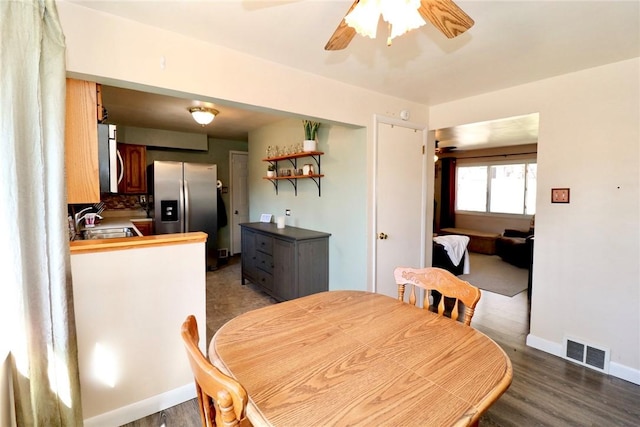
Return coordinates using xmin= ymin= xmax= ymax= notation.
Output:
xmin=433 ymin=235 xmax=470 ymax=274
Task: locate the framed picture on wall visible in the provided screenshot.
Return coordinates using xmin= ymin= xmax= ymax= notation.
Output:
xmin=551 ymin=188 xmax=570 ymax=203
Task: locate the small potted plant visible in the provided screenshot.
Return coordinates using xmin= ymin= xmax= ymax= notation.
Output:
xmin=267 ymin=164 xmax=276 ymax=178
xmin=302 ymin=120 xmax=321 ymax=152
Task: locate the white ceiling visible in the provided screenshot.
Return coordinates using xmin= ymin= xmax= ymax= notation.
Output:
xmin=69 ymin=0 xmax=640 ymax=148
xmin=100 ymin=85 xmax=286 ymax=141
xmin=435 ymin=112 xmax=539 ymax=150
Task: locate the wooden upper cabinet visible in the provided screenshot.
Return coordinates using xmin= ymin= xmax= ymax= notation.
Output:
xmin=117 ymin=143 xmax=147 ymax=194
xmin=65 ymin=78 xmax=100 ymax=203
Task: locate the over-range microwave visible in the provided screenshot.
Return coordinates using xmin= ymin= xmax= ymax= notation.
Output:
xmin=97 ymin=123 xmax=122 ymax=193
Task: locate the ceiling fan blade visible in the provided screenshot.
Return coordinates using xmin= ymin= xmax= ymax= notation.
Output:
xmin=324 ymin=0 xmax=359 ymax=51
xmin=419 ymin=0 xmax=474 ymax=39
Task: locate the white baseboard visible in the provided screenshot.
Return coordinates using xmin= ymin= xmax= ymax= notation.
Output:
xmin=526 ymin=333 xmax=563 ymax=357
xmin=609 ymin=362 xmax=640 ymax=385
xmin=83 ymin=383 xmax=196 ymax=427
xmin=526 ymin=333 xmax=640 ymax=385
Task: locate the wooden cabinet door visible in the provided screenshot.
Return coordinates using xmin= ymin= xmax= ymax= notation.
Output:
xmin=117 ymin=143 xmax=147 ymax=194
xmin=132 ymin=221 xmax=154 ymax=236
xmin=273 ymin=239 xmax=296 ymax=301
xmin=65 ymin=78 xmax=100 ymax=203
xmin=297 ymin=239 xmax=329 ymax=297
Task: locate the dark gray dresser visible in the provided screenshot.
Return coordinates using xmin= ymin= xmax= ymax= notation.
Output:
xmin=240 ymin=222 xmax=330 ymax=301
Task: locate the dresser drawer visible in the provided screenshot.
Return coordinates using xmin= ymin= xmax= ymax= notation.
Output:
xmin=256 ymin=233 xmax=273 ymax=255
xmin=257 ymin=269 xmax=274 ymax=292
xmin=256 ymin=251 xmax=273 ymax=274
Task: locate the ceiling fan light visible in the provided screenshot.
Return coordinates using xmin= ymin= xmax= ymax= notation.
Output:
xmin=189 ymin=107 xmax=218 ymax=126
xmin=345 ymin=0 xmax=380 ymax=39
xmin=381 ymin=0 xmax=425 ymax=40
xmin=346 ymin=0 xmax=426 ymax=44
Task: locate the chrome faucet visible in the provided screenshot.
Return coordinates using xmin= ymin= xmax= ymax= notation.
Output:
xmin=74 ymin=207 xmax=94 ymax=233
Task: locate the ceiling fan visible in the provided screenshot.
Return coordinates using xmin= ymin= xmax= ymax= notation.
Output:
xmin=325 ymin=0 xmax=474 ymax=51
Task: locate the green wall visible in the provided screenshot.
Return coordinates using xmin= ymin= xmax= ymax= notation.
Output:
xmin=248 ymin=119 xmax=368 ymax=290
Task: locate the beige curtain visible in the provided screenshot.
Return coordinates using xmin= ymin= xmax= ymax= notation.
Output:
xmin=0 ymin=0 xmax=83 ymax=425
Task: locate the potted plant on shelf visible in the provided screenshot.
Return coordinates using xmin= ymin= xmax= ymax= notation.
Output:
xmin=302 ymin=120 xmax=321 ymax=152
xmin=267 ymin=164 xmax=276 ymax=178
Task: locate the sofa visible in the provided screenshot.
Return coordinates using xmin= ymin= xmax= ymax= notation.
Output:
xmin=432 ymin=235 xmax=469 ymax=276
xmin=439 ymin=227 xmax=500 ymax=255
xmin=433 ymin=242 xmax=465 ymax=275
xmin=496 ymin=228 xmax=534 ymax=268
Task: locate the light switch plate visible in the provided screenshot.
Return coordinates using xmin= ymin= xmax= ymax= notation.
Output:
xmin=552 ymin=188 xmax=570 ymax=203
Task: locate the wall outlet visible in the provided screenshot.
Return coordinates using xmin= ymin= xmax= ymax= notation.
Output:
xmin=285 ymin=209 xmax=291 ymax=216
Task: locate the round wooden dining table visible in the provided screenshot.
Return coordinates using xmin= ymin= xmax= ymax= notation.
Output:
xmin=209 ymin=290 xmax=512 ymax=427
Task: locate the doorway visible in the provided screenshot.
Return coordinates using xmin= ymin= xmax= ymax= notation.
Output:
xmin=229 ymin=151 xmax=249 ymax=255
xmin=373 ymin=116 xmax=431 ymax=298
xmin=432 ymin=113 xmax=539 ymax=334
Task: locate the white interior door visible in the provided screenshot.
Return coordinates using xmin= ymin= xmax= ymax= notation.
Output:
xmin=230 ymin=151 xmax=249 ymax=255
xmin=375 ymin=120 xmax=427 ymax=298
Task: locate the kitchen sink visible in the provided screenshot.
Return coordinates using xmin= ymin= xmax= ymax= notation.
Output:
xmin=81 ymin=227 xmax=137 ymax=240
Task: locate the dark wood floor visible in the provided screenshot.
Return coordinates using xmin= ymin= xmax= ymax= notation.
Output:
xmin=124 ymin=255 xmax=640 ymax=426
xmin=473 ymin=290 xmax=640 ymax=426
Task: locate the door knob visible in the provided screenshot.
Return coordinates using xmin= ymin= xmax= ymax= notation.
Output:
xmin=234 ymin=210 xmax=239 ymax=214
xmin=378 ymin=232 xmax=388 ymax=240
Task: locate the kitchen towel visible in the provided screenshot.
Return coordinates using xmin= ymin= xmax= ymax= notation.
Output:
xmin=217 ymin=188 xmax=228 ymax=229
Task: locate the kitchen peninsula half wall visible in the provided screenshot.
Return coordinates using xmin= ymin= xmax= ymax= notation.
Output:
xmin=70 ymin=232 xmax=206 ymax=426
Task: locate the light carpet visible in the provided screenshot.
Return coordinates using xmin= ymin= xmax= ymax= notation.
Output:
xmin=460 ymin=252 xmax=528 ymax=297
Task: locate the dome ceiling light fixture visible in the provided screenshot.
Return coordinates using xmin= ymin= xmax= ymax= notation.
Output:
xmin=188 ymin=106 xmax=219 ymax=126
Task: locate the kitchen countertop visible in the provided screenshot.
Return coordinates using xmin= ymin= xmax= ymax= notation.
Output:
xmin=70 ymin=211 xmax=208 ymax=254
xmin=81 ymin=215 xmax=152 ymax=236
xmin=70 ymin=232 xmax=207 ymax=254
xmin=85 ymin=217 xmax=139 ymax=232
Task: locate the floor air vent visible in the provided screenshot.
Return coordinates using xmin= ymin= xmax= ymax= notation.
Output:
xmin=563 ymin=337 xmax=609 ymax=373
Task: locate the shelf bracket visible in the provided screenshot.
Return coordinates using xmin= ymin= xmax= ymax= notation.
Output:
xmin=269 ymin=178 xmax=278 ymax=195
xmin=268 ymin=160 xmax=278 ymax=194
xmin=309 ymin=176 xmax=321 ymax=197
xmin=309 ymin=154 xmax=321 ymax=171
xmin=309 ymin=154 xmax=321 ymax=196
xmin=286 ymin=178 xmax=298 ymax=196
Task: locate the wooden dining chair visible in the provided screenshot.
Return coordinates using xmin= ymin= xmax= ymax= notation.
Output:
xmin=181 ymin=315 xmax=251 ymax=427
xmin=394 ymin=267 xmax=481 ymax=326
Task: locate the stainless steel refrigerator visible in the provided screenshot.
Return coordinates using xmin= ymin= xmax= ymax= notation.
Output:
xmin=152 ymin=161 xmax=217 ymax=269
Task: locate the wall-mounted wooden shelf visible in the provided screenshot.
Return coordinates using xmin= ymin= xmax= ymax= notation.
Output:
xmin=263 ymin=151 xmax=324 ymax=196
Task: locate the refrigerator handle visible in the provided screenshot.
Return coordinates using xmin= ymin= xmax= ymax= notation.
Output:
xmin=183 ymin=179 xmax=190 ymax=232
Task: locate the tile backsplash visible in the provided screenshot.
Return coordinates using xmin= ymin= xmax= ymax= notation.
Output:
xmin=101 ymin=194 xmax=146 ymax=210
